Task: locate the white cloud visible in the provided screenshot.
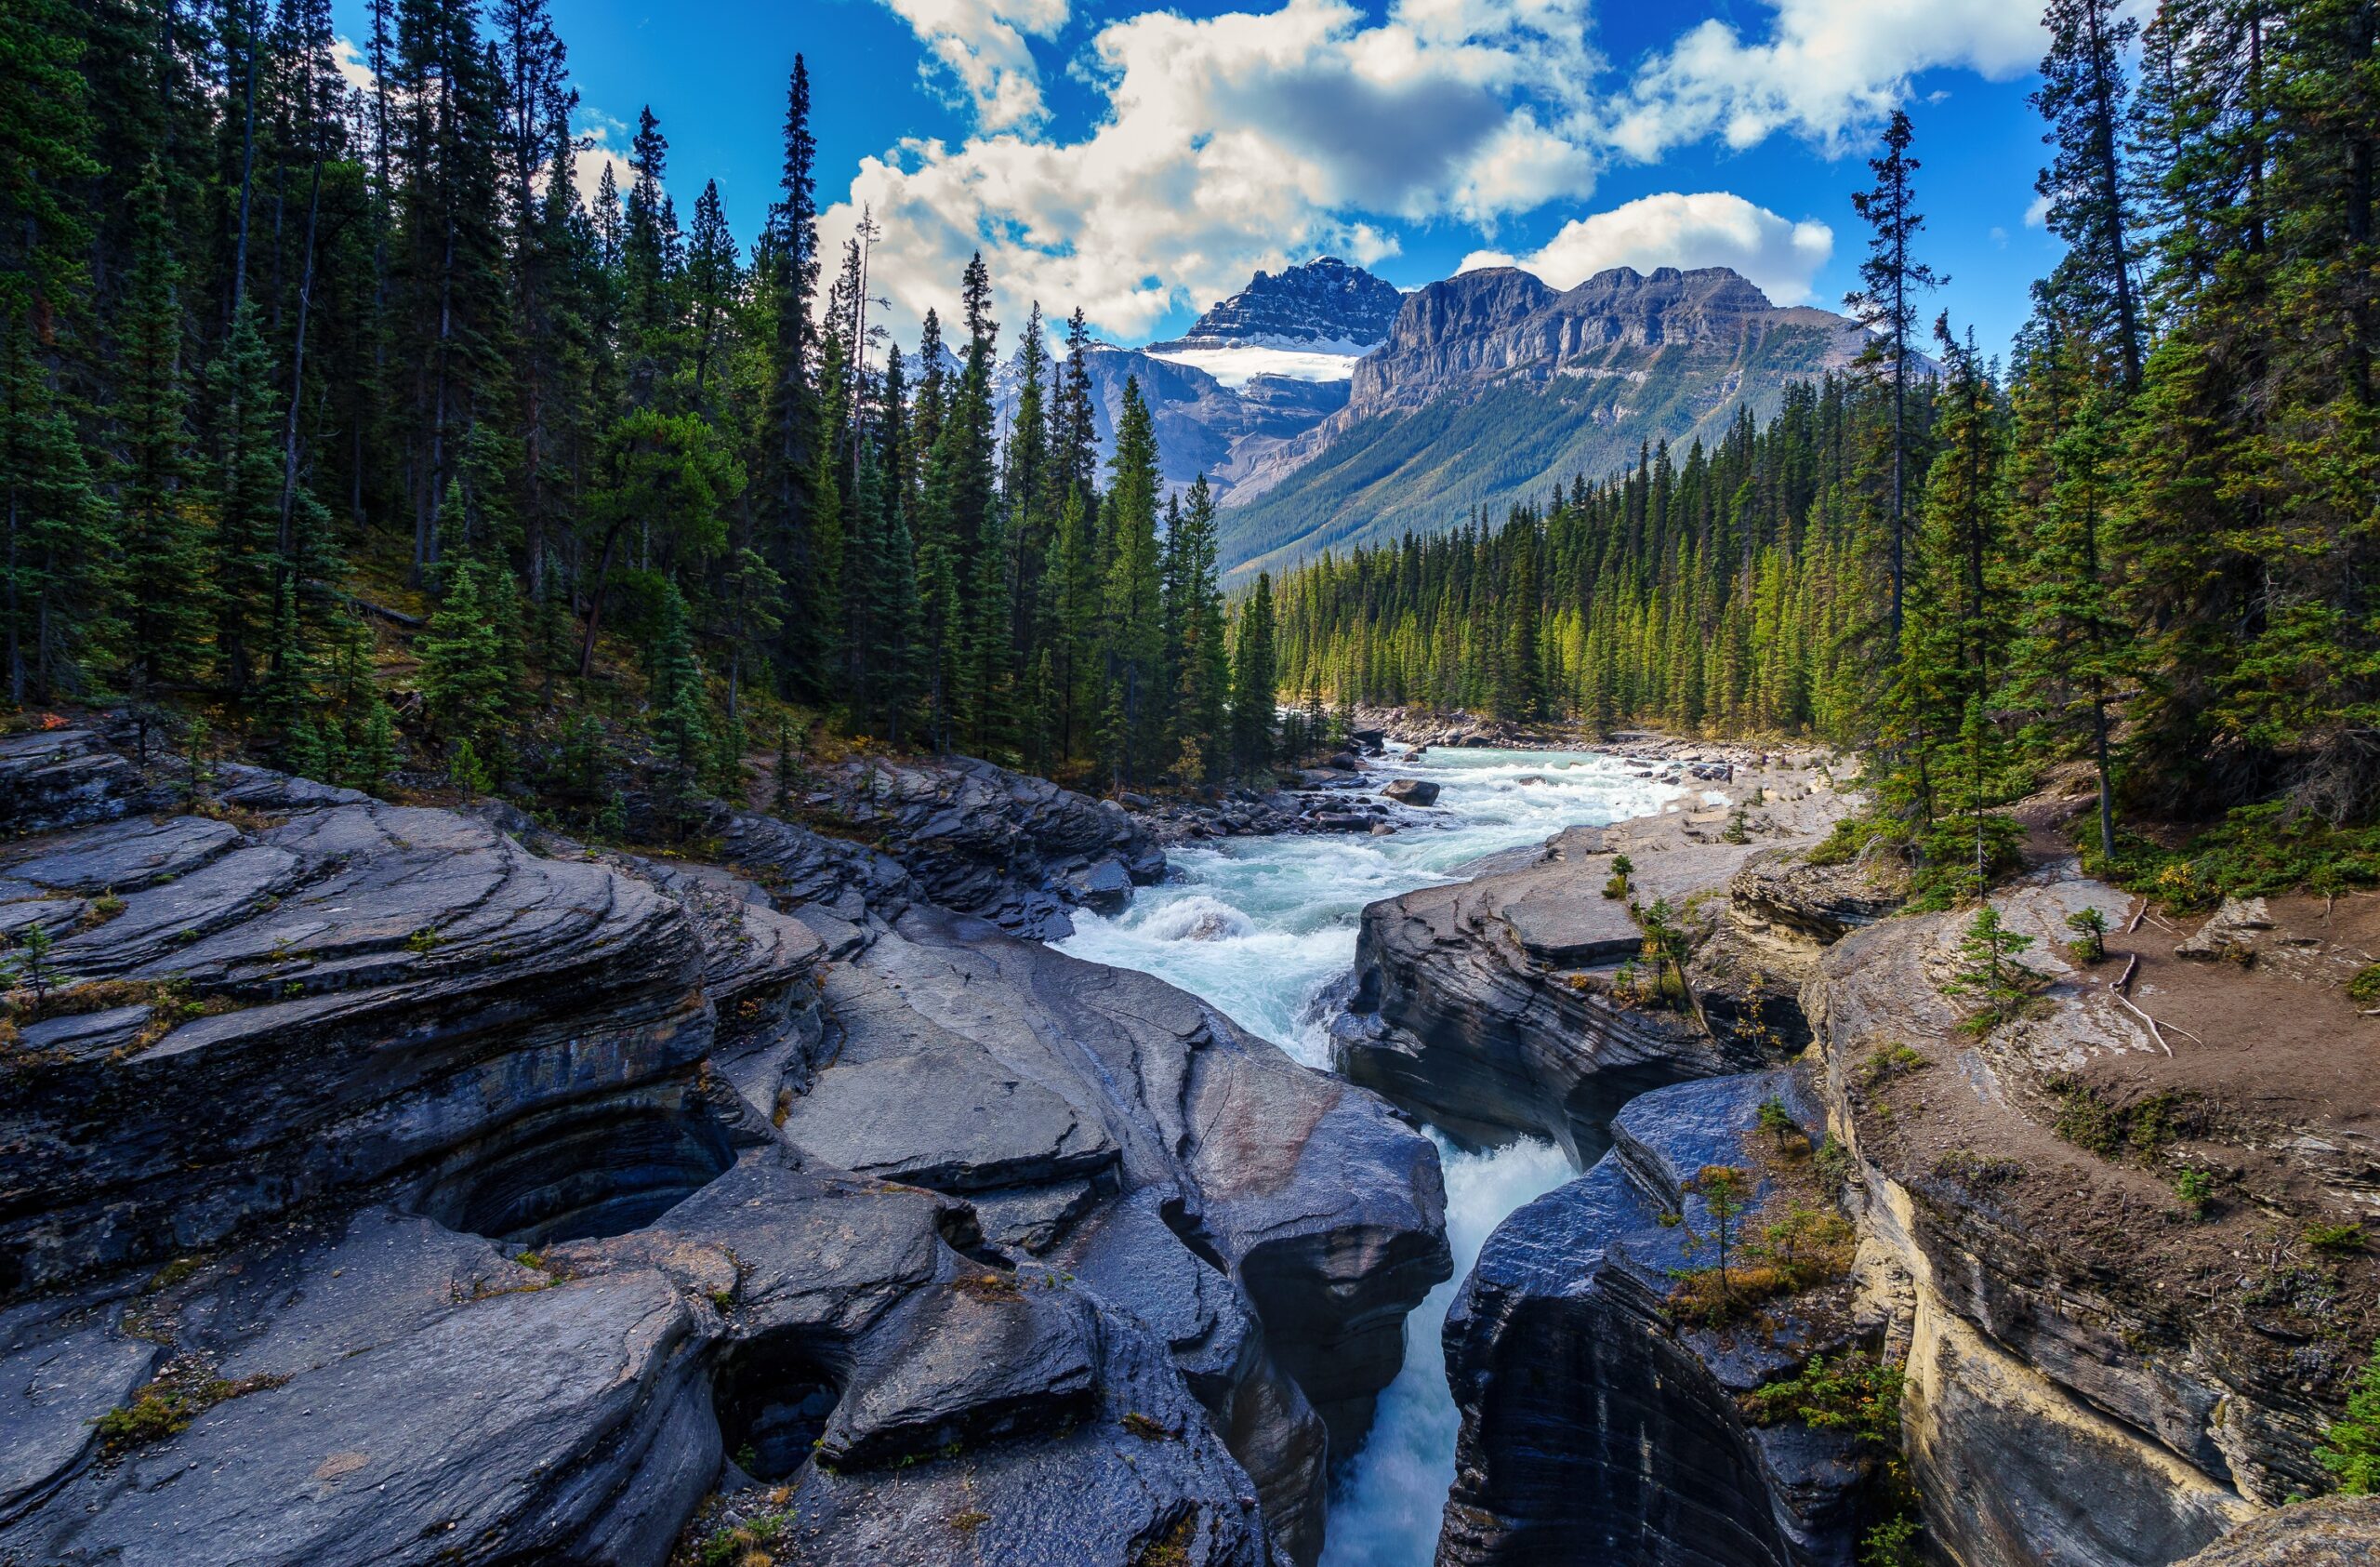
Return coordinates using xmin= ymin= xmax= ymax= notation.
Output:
xmin=574 ymin=120 xmax=641 ymax=213
xmin=2024 ymin=190 xmax=2054 ymax=228
xmin=879 ymin=0 xmax=1071 ymax=131
xmin=832 ymin=0 xmax=1603 ymax=344
xmin=333 ymin=35 xmax=377 ymax=97
xmin=1610 ymin=0 xmax=2045 ymax=159
xmin=1459 ymin=191 xmax=1833 ymax=303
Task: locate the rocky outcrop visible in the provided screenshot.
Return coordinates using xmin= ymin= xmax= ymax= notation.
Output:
xmin=1150 ymin=258 xmax=1404 ymax=353
xmin=788 ymin=752 xmax=1164 ymax=937
xmin=1805 ymin=864 xmax=2380 ymax=1567
xmin=1333 ymin=839 xmax=1743 ymax=1162
xmin=1335 ymin=765 xmax=1855 ymax=1162
xmin=0 ymin=733 xmax=1450 ymax=1567
xmin=1437 ymin=1070 xmax=1870 ymax=1567
xmin=779 ymin=905 xmax=1453 ymax=1559
xmin=2172 ymin=1497 xmax=2380 ymax=1565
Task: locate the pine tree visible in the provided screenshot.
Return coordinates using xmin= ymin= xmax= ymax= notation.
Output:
xmin=416 ymin=551 xmax=515 ymax=777
xmin=2032 ymin=0 xmax=2147 ymax=389
xmin=1100 ymin=378 xmax=1163 ymax=788
xmin=113 ymin=168 xmax=213 ymax=707
xmin=1844 ymin=108 xmax=1944 ymax=646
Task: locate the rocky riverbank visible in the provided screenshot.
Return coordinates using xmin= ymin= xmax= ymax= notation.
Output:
xmin=1330 ymin=748 xmax=1858 ymax=1162
xmin=1325 ymin=751 xmax=2380 ymax=1567
xmin=0 ymin=728 xmax=1449 ymax=1567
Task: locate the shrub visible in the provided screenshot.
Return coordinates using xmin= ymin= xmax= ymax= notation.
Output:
xmin=1756 ymin=1096 xmax=1799 ymax=1143
xmin=2350 ymin=965 xmax=2380 ymax=1008
xmin=1859 ymin=1043 xmax=1926 ymax=1090
xmin=1861 ymin=1515 xmax=1924 ymax=1567
xmin=2307 ymin=1222 xmax=2367 ymax=1255
xmin=2173 ymin=1169 xmax=2215 ymax=1218
xmin=2318 ymin=1338 xmax=2380 ymax=1494
xmin=2065 ymin=907 xmax=2109 ymax=964
xmin=2047 ymin=1079 xmax=2190 ymax=1159
xmin=1739 ymin=1351 xmax=1903 ymax=1448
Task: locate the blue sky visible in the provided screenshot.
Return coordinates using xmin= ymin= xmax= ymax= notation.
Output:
xmin=337 ymin=1 xmax=2069 ymax=357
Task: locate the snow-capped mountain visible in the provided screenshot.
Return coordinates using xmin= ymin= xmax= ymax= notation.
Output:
xmin=1144 ymin=258 xmax=1403 ymax=387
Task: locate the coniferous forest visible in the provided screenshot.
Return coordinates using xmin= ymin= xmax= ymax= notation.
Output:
xmin=1276 ymin=0 xmax=2379 ymax=893
xmin=0 ymin=0 xmax=2374 ymax=891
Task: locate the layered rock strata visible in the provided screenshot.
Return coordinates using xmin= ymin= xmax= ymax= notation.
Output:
xmin=0 ymin=731 xmax=1448 ymax=1567
xmin=1335 ymin=760 xmax=1858 ymax=1162
xmin=1437 ymin=1070 xmax=1868 ymax=1567
xmin=1805 ymin=862 xmax=2380 ymax=1566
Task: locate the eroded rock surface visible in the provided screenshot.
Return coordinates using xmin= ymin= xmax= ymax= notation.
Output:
xmin=1437 ymin=1070 xmax=1868 ymax=1567
xmin=1806 ymin=860 xmax=2380 ymax=1567
xmin=792 ymin=753 xmax=1164 ymax=938
xmin=779 ymin=906 xmax=1453 ymax=1559
xmin=0 ymin=733 xmax=1448 ymax=1567
xmin=1334 ymin=762 xmax=1857 ymax=1162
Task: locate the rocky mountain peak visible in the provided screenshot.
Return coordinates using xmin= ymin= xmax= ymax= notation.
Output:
xmin=1153 ymin=257 xmax=1404 ymax=352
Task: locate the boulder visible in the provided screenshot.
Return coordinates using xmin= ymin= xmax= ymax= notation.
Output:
xmin=1327 ymin=753 xmax=1362 ymax=773
xmin=2175 ymin=896 xmax=2274 ymax=963
xmin=795 ymin=753 xmax=1165 ymax=938
xmin=1381 ymin=777 xmax=1440 ymax=806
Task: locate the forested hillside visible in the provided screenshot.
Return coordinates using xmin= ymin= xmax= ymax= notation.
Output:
xmin=0 ymin=0 xmax=1271 ymax=807
xmin=1278 ymin=0 xmax=2378 ymax=887
xmin=0 ymin=0 xmax=2373 ymax=893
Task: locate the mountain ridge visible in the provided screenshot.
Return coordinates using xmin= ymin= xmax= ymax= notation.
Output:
xmin=1212 ymin=263 xmax=1878 ymax=576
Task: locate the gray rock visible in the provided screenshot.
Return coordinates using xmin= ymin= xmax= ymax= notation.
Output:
xmin=1336 ymin=866 xmax=1747 ymax=1163
xmin=1381 ymin=777 xmax=1440 ymax=806
xmin=797 ymin=753 xmax=1164 ymax=938
xmin=1437 ymin=1072 xmax=1864 ymax=1567
xmin=2173 ymin=1497 xmax=2380 ymax=1566
xmin=0 ymin=729 xmax=146 ymax=834
xmin=0 ymin=737 xmax=1448 ymax=1567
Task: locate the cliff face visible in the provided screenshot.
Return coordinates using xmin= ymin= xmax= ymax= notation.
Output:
xmin=1437 ymin=1070 xmax=1868 ymax=1567
xmin=1804 ymin=864 xmax=2380 ymax=1567
xmin=1358 ymin=751 xmax=2373 ymax=1567
xmin=0 ymin=730 xmax=1449 ymax=1567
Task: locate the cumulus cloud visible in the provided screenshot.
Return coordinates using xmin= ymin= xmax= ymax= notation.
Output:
xmin=1459 ymin=191 xmax=1833 ymax=302
xmin=1610 ymin=0 xmax=2045 ymax=158
xmin=834 ymin=0 xmax=2047 ymax=349
xmin=880 ymin=0 xmax=1071 ymax=131
xmin=833 ymin=0 xmax=1603 ymax=343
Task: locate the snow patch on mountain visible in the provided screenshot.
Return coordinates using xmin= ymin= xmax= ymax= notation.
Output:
xmin=1141 ymin=342 xmax=1370 ymax=387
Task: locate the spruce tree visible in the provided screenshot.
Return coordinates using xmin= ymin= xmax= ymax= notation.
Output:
xmin=114 ymin=169 xmax=213 ymax=707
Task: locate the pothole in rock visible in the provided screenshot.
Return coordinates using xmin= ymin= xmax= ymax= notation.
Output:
xmin=712 ymin=1335 xmax=843 ymax=1481
xmin=415 ymin=1099 xmax=737 ymax=1248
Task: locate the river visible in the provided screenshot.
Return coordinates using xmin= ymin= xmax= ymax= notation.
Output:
xmin=1055 ymin=745 xmax=1686 ymax=1566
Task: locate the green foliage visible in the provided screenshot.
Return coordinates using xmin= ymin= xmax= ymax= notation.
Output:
xmin=2065 ymin=907 xmax=2109 ymax=964
xmin=2046 ymin=1077 xmax=2189 ymax=1160
xmin=2351 ymin=966 xmax=2380 ymax=1009
xmin=2096 ymin=805 xmax=2380 ymax=910
xmin=2317 ymin=1339 xmax=2380 ymax=1494
xmin=2173 ymin=1168 xmax=2215 ymax=1218
xmin=1859 ymin=1043 xmax=1926 ymax=1089
xmin=1860 ymin=1516 xmax=1924 ymax=1567
xmin=1943 ymin=906 xmax=2038 ymax=1031
xmin=2306 ymin=1223 xmax=2367 ymax=1255
xmin=1741 ymin=1352 xmax=1904 ymax=1448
